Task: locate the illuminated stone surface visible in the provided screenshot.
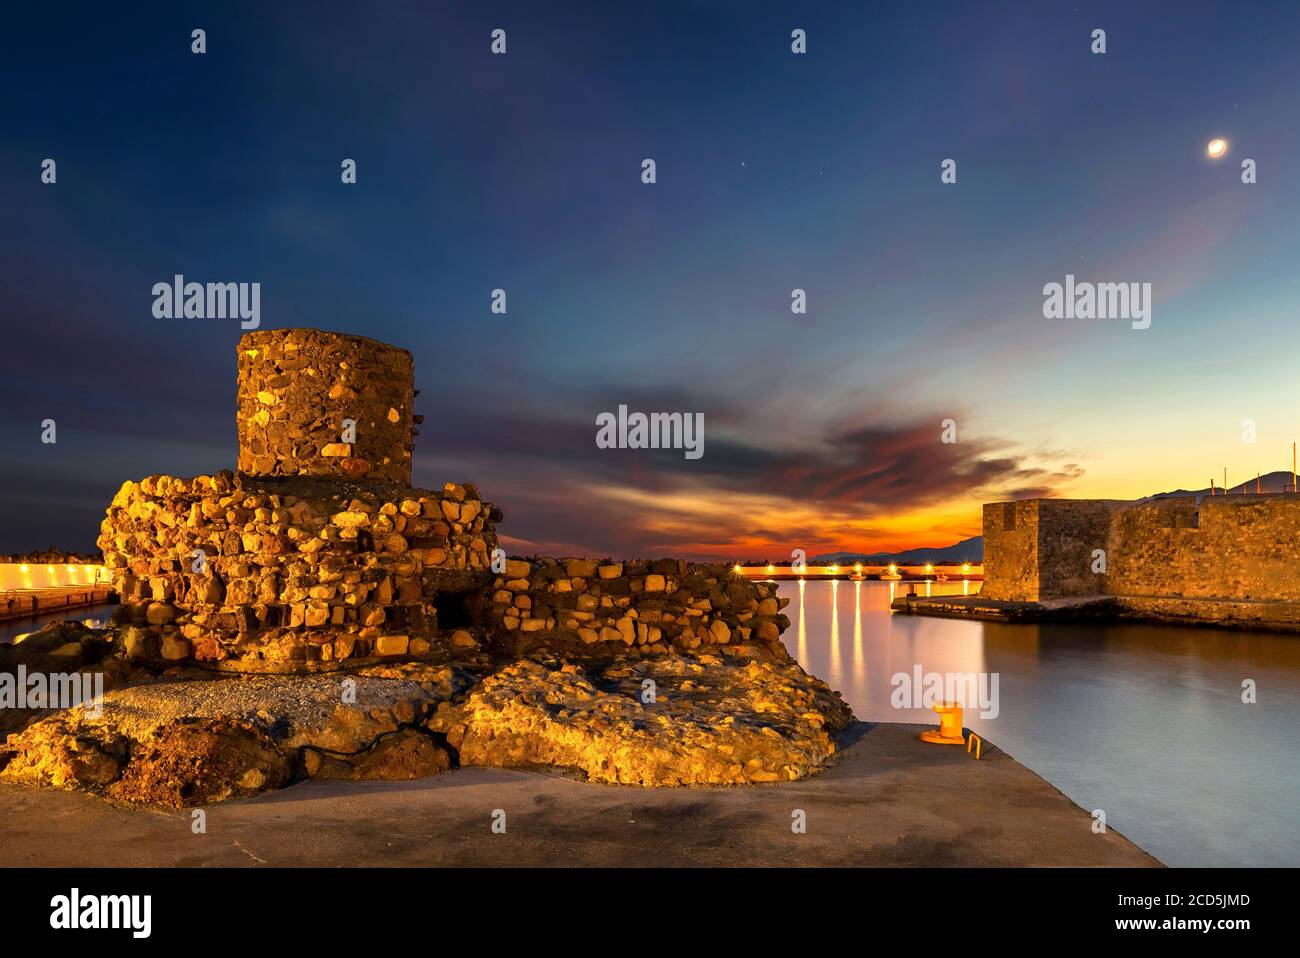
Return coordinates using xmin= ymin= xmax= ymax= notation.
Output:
xmin=2 ymin=329 xmax=853 ymax=805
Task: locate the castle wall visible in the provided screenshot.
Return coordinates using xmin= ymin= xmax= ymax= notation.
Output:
xmin=1035 ymin=499 xmax=1117 ymax=599
xmin=983 ymin=495 xmax=1300 ymax=605
xmin=236 ymin=329 xmax=415 ymax=484
xmin=1106 ymin=496 xmax=1300 ymax=601
xmin=980 ymin=501 xmax=1040 ymax=601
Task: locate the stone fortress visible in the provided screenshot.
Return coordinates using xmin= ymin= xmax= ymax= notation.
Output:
xmin=964 ymin=495 xmax=1300 ymax=630
xmin=2 ymin=328 xmax=852 ymax=805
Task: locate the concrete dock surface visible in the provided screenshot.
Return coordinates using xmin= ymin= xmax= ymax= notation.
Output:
xmin=0 ymin=722 xmax=1159 ymax=867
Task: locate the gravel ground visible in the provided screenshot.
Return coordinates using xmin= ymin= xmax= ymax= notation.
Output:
xmin=67 ymin=668 xmax=465 ymax=739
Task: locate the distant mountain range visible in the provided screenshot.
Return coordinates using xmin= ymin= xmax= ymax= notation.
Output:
xmin=813 ymin=535 xmax=983 ymax=564
xmin=811 ymin=470 xmax=1296 ymax=564
xmin=1145 ymin=469 xmax=1295 ymax=502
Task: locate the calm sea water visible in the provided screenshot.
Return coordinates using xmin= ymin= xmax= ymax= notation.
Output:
xmin=779 ymin=579 xmax=1300 ymax=867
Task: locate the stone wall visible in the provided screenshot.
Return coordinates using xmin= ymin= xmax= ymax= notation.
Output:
xmin=98 ymin=471 xmax=499 ymax=671
xmin=979 ymin=501 xmax=1040 ymax=601
xmin=93 ymin=326 xmax=802 ymax=676
xmin=236 ymin=329 xmax=415 ymax=484
xmin=487 ymin=557 xmax=790 ymax=656
xmin=1035 ymin=499 xmax=1117 ymax=599
xmin=1107 ymin=496 xmax=1300 ymax=601
xmin=982 ymin=495 xmax=1300 ymax=604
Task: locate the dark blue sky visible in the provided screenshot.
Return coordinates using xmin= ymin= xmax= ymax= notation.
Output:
xmin=4 ymin=1 xmax=1299 ymax=559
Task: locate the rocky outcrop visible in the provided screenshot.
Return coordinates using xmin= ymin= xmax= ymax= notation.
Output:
xmin=0 ymin=712 xmax=128 ymax=791
xmin=0 ymin=620 xmax=113 ymax=676
xmin=0 ymin=664 xmax=472 ymax=806
xmin=0 ymin=621 xmax=142 ymax=738
xmin=303 ymin=729 xmax=451 ymax=781
xmin=2 ymin=713 xmax=291 ymax=807
xmin=0 ymin=638 xmax=849 ymax=802
xmin=437 ymin=650 xmax=851 ymax=786
xmin=109 ymin=717 xmax=291 ymax=806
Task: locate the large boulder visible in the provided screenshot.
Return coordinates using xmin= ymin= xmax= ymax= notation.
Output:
xmin=302 ymin=728 xmax=452 ymax=781
xmin=0 ymin=714 xmax=128 ymax=790
xmin=0 ymin=621 xmax=114 ymax=674
xmin=0 ymin=665 xmax=474 ymax=805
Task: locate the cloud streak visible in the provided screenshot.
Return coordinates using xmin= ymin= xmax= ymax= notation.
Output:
xmin=424 ymin=402 xmax=1081 ymax=560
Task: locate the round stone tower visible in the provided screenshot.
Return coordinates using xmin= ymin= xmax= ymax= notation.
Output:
xmin=236 ymin=328 xmax=414 ymax=484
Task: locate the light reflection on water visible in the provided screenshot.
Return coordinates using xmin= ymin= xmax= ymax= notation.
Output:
xmin=780 ymin=579 xmax=1300 ymax=868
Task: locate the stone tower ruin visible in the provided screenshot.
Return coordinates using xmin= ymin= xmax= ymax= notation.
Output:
xmin=97 ymin=328 xmax=795 ymax=680
xmin=236 ymin=329 xmax=416 ymax=483
xmin=98 ymin=328 xmax=501 ymax=672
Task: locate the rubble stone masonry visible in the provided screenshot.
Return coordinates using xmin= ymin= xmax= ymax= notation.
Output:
xmin=487 ymin=557 xmax=790 ymax=657
xmin=236 ymin=328 xmax=415 ymax=484
xmin=98 ymin=471 xmax=498 ymax=671
xmin=95 ymin=327 xmax=799 ymax=672
xmin=982 ymin=495 xmax=1300 ymax=605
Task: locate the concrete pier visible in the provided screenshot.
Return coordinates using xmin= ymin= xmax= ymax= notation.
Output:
xmin=0 ymin=585 xmax=113 ymax=623
xmin=892 ymin=591 xmax=1300 ymax=632
xmin=0 ymin=722 xmax=1159 ymax=867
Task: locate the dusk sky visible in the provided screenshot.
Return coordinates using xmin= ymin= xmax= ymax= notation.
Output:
xmin=3 ymin=1 xmax=1299 ymax=559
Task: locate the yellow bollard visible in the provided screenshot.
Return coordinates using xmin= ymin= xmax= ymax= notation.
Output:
xmin=919 ymin=700 xmax=966 ymax=745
